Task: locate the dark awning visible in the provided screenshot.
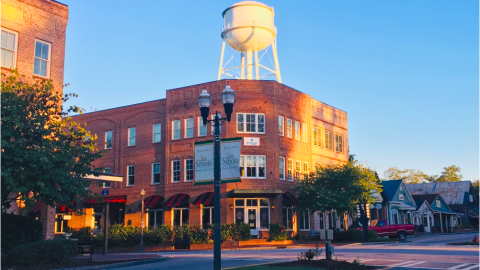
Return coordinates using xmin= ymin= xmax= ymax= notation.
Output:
xmin=193 ymin=192 xmax=214 ymax=207
xmin=282 ymin=192 xmax=300 ymax=205
xmin=30 ymin=201 xmax=43 ymax=213
xmin=29 ymin=201 xmax=73 ymax=213
xmin=227 ymin=189 xmax=282 ymax=198
xmin=144 ymin=195 xmax=164 ymax=209
xmin=84 ymin=195 xmax=127 ymax=205
xmin=165 ymin=193 xmax=190 ymax=208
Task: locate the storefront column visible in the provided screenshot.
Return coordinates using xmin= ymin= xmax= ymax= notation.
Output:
xmin=40 ymin=203 xmax=56 ymax=240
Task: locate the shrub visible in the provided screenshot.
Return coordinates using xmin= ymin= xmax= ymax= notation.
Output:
xmin=235 ymin=222 xmax=251 ymax=240
xmin=71 ymin=227 xmax=93 ymax=241
xmin=346 ymin=229 xmax=379 ymax=242
xmin=2 ymin=239 xmax=78 ymax=267
xmin=1 ymin=213 xmax=44 ymax=251
xmin=297 ymin=243 xmax=322 ymax=260
xmin=173 ymin=224 xmax=193 ymax=240
xmin=145 ymin=225 xmax=173 ymax=245
xmin=269 ymin=223 xmax=287 ymax=241
xmin=108 ymin=224 xmax=141 ymax=246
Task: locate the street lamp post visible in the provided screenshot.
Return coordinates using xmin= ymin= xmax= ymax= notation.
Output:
xmin=199 ymin=82 xmax=235 ymax=270
xmin=140 ymin=189 xmax=146 ymax=252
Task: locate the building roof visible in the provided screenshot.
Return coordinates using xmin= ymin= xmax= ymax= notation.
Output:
xmin=381 ymin=180 xmax=403 ymax=201
xmin=411 ymin=194 xmax=440 ymax=206
xmin=406 ymin=181 xmax=473 ymax=205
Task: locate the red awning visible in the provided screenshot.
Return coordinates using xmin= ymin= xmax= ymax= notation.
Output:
xmin=84 ymin=195 xmax=127 ymax=204
xmin=193 ymin=192 xmax=214 ymax=207
xmin=165 ymin=193 xmax=190 ymax=208
xmin=29 ymin=201 xmax=73 ymax=213
xmin=144 ymin=195 xmax=164 ymax=209
xmin=30 ymin=201 xmax=43 ymax=213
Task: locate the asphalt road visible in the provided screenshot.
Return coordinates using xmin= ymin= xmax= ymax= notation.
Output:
xmin=110 ymin=233 xmax=479 ymax=270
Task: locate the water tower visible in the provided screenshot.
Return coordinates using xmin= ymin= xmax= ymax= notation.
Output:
xmin=218 ymin=1 xmax=282 ymax=83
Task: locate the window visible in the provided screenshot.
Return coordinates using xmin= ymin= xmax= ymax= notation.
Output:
xmin=152 ymin=163 xmax=160 ymax=184
xmin=303 ymin=162 xmax=309 ymax=176
xmin=236 ymin=113 xmax=265 ymax=134
xmin=33 ymin=40 xmax=51 ymax=77
xmin=325 ymin=130 xmax=333 ymax=150
xmin=295 ymin=161 xmax=301 ymax=181
xmin=148 ymin=210 xmax=163 ymax=228
xmin=278 ymin=116 xmax=284 ymax=136
xmin=127 ymin=165 xmax=135 ymax=186
xmin=153 ymin=124 xmax=161 ymax=143
xmin=1 ymin=29 xmax=17 ymax=68
xmin=299 ymin=209 xmax=310 ymax=230
xmin=294 ymin=121 xmax=300 ymax=140
xmin=128 ymin=127 xmax=136 ymax=146
xmin=185 ymin=159 xmax=194 ymax=181
xmin=185 ymin=118 xmax=194 ymax=138
xmin=103 ymin=168 xmax=111 ymax=188
xmin=279 ymin=157 xmax=285 ymax=180
xmin=173 ymin=208 xmax=189 ymax=226
xmin=435 ymin=200 xmax=441 ymax=208
xmin=202 ymin=207 xmax=214 ymax=227
xmin=239 ymin=155 xmax=266 ymax=178
xmin=55 ymin=214 xmax=69 ymax=233
xmin=302 ymin=123 xmax=308 ymax=142
xmin=313 ymin=126 xmax=322 ymax=147
xmin=105 ymin=131 xmax=112 ymax=149
xmin=172 ymin=120 xmax=181 ymax=140
xmin=211 ymin=113 xmax=222 ymax=135
xmin=172 ymin=160 xmax=181 ymax=182
xmin=287 ymin=159 xmax=293 ymax=181
xmin=335 ymin=134 xmax=343 ymax=152
xmin=198 ymin=117 xmax=207 ymax=137
xmin=259 ymin=199 xmax=270 ymax=230
xmin=286 ymin=119 xmax=293 ymax=138
xmin=282 ymin=206 xmax=294 ymax=230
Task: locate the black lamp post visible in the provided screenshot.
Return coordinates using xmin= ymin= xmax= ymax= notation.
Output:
xmin=140 ymin=189 xmax=146 ymax=252
xmin=199 ymin=82 xmax=235 ymax=270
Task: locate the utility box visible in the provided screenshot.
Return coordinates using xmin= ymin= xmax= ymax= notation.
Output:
xmin=319 ymin=229 xmax=334 ymax=240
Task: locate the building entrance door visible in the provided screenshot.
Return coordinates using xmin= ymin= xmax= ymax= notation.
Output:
xmin=423 ymin=215 xmax=430 ymax=233
xmin=247 ymin=208 xmax=258 ymax=236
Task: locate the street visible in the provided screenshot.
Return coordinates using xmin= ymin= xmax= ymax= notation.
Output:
xmin=109 ymin=233 xmax=479 ymax=270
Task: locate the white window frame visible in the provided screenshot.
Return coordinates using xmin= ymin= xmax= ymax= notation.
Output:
xmin=295 ymin=160 xmax=301 ymax=181
xmin=198 ymin=117 xmax=208 ymax=137
xmin=286 ymin=119 xmax=293 ymax=138
xmin=294 ymin=121 xmax=300 ymax=141
xmin=128 ymin=127 xmax=136 ymax=146
xmin=278 ymin=116 xmax=284 ymax=136
xmin=153 ymin=123 xmax=161 ymax=143
xmin=299 ymin=209 xmax=310 ymax=231
xmin=33 ymin=39 xmax=51 ymax=78
xmin=127 ymin=165 xmax=135 ymax=186
xmin=201 ymin=206 xmax=214 ymax=227
xmin=435 ymin=200 xmax=441 ymax=208
xmin=172 ymin=160 xmax=181 ymax=183
xmin=313 ymin=126 xmax=322 ymax=147
xmin=279 ymin=157 xmax=285 ymax=180
xmin=1 ymin=28 xmax=18 ymax=69
xmin=236 ymin=113 xmax=265 ymax=134
xmin=303 ymin=162 xmax=309 ymax=176
xmin=185 ymin=118 xmax=194 ymax=138
xmin=105 ymin=131 xmax=112 ymax=149
xmin=147 ymin=209 xmax=163 ymax=228
xmin=239 ymin=155 xmax=266 ymax=179
xmin=302 ymin=123 xmax=308 ymax=143
xmin=55 ymin=214 xmax=69 ymax=234
xmin=325 ymin=130 xmax=333 ymax=150
xmin=103 ymin=168 xmax=111 ymax=188
xmin=335 ymin=133 xmax=343 ymax=153
xmin=172 ymin=120 xmax=181 ymax=140
xmin=172 ymin=208 xmax=189 ymax=226
xmin=152 ymin=163 xmax=160 ymax=184
xmin=184 ymin=158 xmax=194 ymax=182
xmin=287 ymin=158 xmax=294 ymax=181
xmin=282 ymin=206 xmax=294 ymax=230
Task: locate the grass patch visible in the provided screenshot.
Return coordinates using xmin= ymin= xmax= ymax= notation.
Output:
xmin=229 ymin=260 xmax=378 ymax=270
xmin=229 ymin=266 xmax=324 ymax=270
xmin=448 ymin=241 xmax=479 ymax=245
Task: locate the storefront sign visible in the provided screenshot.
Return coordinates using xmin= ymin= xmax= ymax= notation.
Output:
xmin=399 ymin=194 xmax=404 ymax=201
xmin=194 ymin=140 xmax=214 ymax=185
xmin=391 ymin=209 xmax=397 ymax=215
xmin=220 ymin=137 xmax=242 ymax=183
xmin=244 ymin=137 xmax=260 ymax=146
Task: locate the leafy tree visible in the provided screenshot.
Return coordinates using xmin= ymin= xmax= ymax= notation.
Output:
xmin=472 ymin=180 xmax=479 ymax=201
xmin=433 ymin=165 xmax=463 ymax=183
xmin=1 ymin=72 xmax=103 ymax=213
xmin=383 ymin=167 xmax=427 ymax=184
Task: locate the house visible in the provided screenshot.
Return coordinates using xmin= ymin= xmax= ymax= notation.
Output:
xmin=411 ymin=194 xmax=463 ymax=233
xmin=381 ymin=180 xmax=417 ymax=225
xmin=412 ymin=199 xmax=435 ymax=233
xmin=407 ymin=181 xmax=479 ymax=227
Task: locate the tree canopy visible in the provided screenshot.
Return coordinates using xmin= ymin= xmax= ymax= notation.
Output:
xmin=1 ymin=72 xmax=103 ymax=213
xmin=383 ymin=165 xmax=464 ymax=183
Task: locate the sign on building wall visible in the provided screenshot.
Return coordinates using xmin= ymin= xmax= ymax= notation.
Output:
xmin=220 ymin=137 xmax=242 ymax=183
xmin=194 ymin=140 xmax=214 ymax=185
xmin=244 ymin=137 xmax=260 ymax=146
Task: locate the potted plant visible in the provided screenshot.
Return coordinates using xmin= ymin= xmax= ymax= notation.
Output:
xmin=63 ymin=226 xmax=73 ymax=239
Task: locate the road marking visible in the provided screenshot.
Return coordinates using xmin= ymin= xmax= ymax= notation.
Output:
xmin=390 ymin=261 xmax=417 ymax=267
xmin=461 ymin=265 xmax=480 ymax=270
xmin=400 ymin=261 xmax=426 ymax=267
xmin=447 ymin=263 xmax=473 ymax=269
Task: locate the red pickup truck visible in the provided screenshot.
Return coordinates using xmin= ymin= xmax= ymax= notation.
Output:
xmin=359 ymin=219 xmax=415 ymax=240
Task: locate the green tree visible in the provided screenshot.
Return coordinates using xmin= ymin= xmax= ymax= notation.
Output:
xmin=472 ymin=180 xmax=479 ymax=201
xmin=1 ymin=72 xmax=103 ymax=213
xmin=383 ymin=167 xmax=427 ymax=184
xmin=433 ymin=165 xmax=463 ymax=182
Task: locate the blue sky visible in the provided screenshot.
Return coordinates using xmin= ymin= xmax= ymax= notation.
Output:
xmin=61 ymin=0 xmax=479 ymax=180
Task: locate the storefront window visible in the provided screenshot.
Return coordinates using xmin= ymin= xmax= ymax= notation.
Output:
xmin=299 ymin=209 xmax=310 ymax=230
xmin=202 ymin=207 xmax=213 ymax=227
xmin=283 ymin=206 xmax=294 ymax=230
xmin=148 ymin=210 xmax=163 ymax=228
xmin=55 ymin=214 xmax=69 ymax=233
xmin=173 ymin=208 xmax=189 ymax=226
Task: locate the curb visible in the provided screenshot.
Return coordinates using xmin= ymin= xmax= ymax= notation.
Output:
xmin=54 ymin=257 xmax=169 ymax=270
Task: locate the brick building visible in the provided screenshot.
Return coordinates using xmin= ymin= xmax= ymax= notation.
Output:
xmin=2 ymin=0 xmax=69 ymax=239
xmin=70 ymin=79 xmax=349 ymax=238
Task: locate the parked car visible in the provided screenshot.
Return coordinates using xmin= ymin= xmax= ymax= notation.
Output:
xmin=359 ymin=219 xmax=415 ymax=240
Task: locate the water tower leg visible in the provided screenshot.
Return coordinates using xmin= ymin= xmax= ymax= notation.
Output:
xmin=272 ymin=38 xmax=282 ymax=83
xmin=241 ymin=53 xmax=245 ymax=79
xmin=218 ymin=41 xmax=225 ymax=81
xmin=255 ymin=32 xmax=259 ymax=80
xmin=246 ymin=50 xmax=253 ymax=80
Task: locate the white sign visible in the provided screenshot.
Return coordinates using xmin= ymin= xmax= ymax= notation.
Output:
xmin=375 ymin=203 xmax=382 ymax=209
xmin=244 ymin=137 xmax=260 ymax=146
xmin=399 ymin=194 xmax=404 ymax=201
xmin=220 ymin=138 xmax=242 ymax=184
xmin=63 ymin=215 xmax=72 ymax=220
xmin=194 ymin=140 xmax=214 ymax=185
xmin=391 ymin=209 xmax=397 ymax=215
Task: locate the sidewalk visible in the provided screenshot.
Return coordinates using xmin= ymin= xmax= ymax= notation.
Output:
xmin=55 ymin=253 xmax=167 ymax=270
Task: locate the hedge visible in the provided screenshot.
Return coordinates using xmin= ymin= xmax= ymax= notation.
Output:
xmin=269 ymin=223 xmax=288 ymax=241
xmin=1 ymin=213 xmax=44 ymax=251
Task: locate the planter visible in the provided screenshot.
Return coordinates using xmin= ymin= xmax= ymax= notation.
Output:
xmin=93 ymin=242 xmax=174 ymax=253
xmin=190 ymin=241 xmax=236 ymax=250
xmin=174 ymin=238 xmax=191 ymax=250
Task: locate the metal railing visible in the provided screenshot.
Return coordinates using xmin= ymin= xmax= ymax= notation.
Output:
xmin=221 ymin=20 xmax=277 ymax=34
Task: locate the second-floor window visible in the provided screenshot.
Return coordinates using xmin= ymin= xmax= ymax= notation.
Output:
xmin=303 ymin=162 xmax=309 ymax=176
xmin=287 ymin=159 xmax=293 ymax=181
xmin=105 ymin=131 xmax=112 ymax=149
xmin=172 ymin=120 xmax=181 ymax=140
xmin=287 ymin=119 xmax=292 ymax=138
xmin=172 ymin=160 xmax=181 ymax=182
xmin=185 ymin=159 xmax=194 ymax=181
xmin=128 ymin=127 xmax=136 ymax=146
xmin=294 ymin=121 xmax=300 ymax=140
xmin=103 ymin=168 xmax=111 ymax=188
xmin=127 ymin=165 xmax=135 ymax=186
xmin=325 ymin=130 xmax=333 ymax=150
xmin=279 ymin=157 xmax=285 ymax=180
xmin=278 ymin=116 xmax=284 ymax=136
xmin=302 ymin=123 xmax=308 ymax=143
xmin=152 ymin=163 xmax=160 ymax=184
xmin=1 ymin=29 xmax=17 ymax=68
xmin=33 ymin=40 xmax=51 ymax=78
xmin=313 ymin=126 xmax=322 ymax=147
xmin=237 ymin=113 xmax=265 ymax=134
xmin=336 ymin=134 xmax=343 ymax=152
xmin=295 ymin=160 xmax=301 ymax=181
xmin=153 ymin=123 xmax=161 ymax=143
xmin=185 ymin=118 xmax=194 ymax=138
xmin=198 ymin=117 xmax=207 ymax=136
xmin=239 ymin=155 xmax=266 ymax=178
